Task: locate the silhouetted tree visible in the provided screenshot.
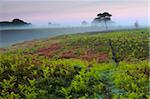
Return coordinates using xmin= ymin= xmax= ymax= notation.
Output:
xmin=134 ymin=20 xmax=139 ymax=29
xmin=48 ymin=22 xmax=52 ymax=25
xmin=81 ymin=21 xmax=88 ymax=26
xmin=92 ymin=12 xmax=112 ymax=30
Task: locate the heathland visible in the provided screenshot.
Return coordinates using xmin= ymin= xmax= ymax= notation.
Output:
xmin=0 ymin=28 xmax=149 ymax=98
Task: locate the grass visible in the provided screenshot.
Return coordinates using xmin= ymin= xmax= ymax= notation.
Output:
xmin=0 ymin=28 xmax=149 ymax=98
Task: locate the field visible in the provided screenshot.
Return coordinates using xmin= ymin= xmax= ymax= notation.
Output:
xmin=0 ymin=29 xmax=149 ymax=99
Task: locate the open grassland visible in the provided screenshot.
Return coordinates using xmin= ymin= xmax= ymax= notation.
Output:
xmin=0 ymin=29 xmax=149 ymax=98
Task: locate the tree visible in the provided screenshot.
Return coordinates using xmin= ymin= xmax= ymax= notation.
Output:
xmin=81 ymin=21 xmax=88 ymax=26
xmin=0 ymin=19 xmax=31 ymax=27
xmin=134 ymin=20 xmax=139 ymax=29
xmin=48 ymin=22 xmax=52 ymax=25
xmin=92 ymin=12 xmax=112 ymax=30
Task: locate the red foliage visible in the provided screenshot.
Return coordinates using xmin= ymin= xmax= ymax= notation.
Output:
xmin=36 ymin=43 xmax=61 ymax=57
xmin=80 ymin=50 xmax=96 ymax=61
xmin=97 ymin=52 xmax=108 ymax=62
xmin=60 ymin=51 xmax=76 ymax=59
xmin=31 ymin=43 xmax=109 ymax=63
xmin=80 ymin=50 xmax=108 ymax=62
xmin=0 ymin=48 xmax=6 ymax=52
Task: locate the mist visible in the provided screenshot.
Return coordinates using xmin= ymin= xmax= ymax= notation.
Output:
xmin=0 ymin=22 xmax=147 ymax=48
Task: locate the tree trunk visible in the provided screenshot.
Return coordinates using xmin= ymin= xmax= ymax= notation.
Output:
xmin=104 ymin=21 xmax=108 ymax=30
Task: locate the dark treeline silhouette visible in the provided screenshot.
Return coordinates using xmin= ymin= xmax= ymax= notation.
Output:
xmin=0 ymin=19 xmax=31 ymax=27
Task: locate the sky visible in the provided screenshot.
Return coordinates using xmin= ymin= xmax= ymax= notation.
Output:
xmin=0 ymin=0 xmax=149 ymax=26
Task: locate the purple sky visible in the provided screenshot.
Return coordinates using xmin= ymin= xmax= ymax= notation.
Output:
xmin=0 ymin=0 xmax=148 ymax=26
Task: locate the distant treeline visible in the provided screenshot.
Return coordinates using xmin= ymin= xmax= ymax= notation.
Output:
xmin=0 ymin=19 xmax=31 ymax=27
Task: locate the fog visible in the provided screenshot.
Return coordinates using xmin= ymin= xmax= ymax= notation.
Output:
xmin=0 ymin=24 xmax=148 ymax=48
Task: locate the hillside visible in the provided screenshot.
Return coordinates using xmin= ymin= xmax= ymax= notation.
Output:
xmin=0 ymin=29 xmax=149 ymax=98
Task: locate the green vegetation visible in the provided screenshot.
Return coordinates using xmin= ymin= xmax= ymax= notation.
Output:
xmin=0 ymin=29 xmax=149 ymax=98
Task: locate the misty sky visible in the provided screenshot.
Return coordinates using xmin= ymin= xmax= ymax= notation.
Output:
xmin=0 ymin=0 xmax=148 ymax=26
